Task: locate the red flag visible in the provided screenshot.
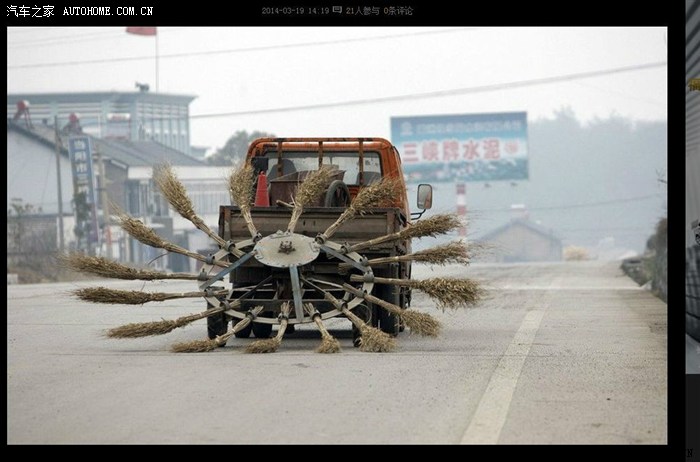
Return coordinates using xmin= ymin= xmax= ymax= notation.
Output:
xmin=126 ymin=27 xmax=157 ymax=36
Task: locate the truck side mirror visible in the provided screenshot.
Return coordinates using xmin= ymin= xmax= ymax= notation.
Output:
xmin=417 ymin=184 xmax=433 ymax=210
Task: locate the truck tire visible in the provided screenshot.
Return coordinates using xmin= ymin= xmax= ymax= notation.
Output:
xmin=233 ymin=319 xmax=253 ymax=338
xmin=324 ymin=180 xmax=351 ymax=207
xmin=376 ymin=283 xmax=400 ymax=336
xmin=252 ymin=312 xmax=274 ymax=338
xmin=206 ymin=302 xmax=228 ymax=340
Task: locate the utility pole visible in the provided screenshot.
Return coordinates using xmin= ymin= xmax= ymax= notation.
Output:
xmin=95 ymin=145 xmax=112 ymax=258
xmin=54 ymin=116 xmax=65 ymax=252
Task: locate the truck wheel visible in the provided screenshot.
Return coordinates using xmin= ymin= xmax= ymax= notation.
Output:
xmin=324 ymin=180 xmax=350 ymax=207
xmin=207 ymin=302 xmax=228 ymax=340
xmin=376 ymin=284 xmax=400 ymax=336
xmin=233 ymin=319 xmax=253 ymax=338
xmin=252 ymin=312 xmax=274 ymax=338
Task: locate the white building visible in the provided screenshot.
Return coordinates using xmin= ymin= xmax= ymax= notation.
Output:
xmin=8 ymin=118 xmax=230 ymax=273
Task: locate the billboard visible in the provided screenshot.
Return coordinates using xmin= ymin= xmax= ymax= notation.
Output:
xmin=391 ymin=112 xmax=528 ymax=183
xmin=68 ymin=136 xmax=99 ymax=245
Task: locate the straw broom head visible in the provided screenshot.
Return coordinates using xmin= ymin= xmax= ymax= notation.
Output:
xmin=293 ymin=165 xmax=337 ymax=207
xmin=57 ymin=252 xmax=196 ymax=280
xmin=410 ymin=241 xmax=471 ymax=265
xmin=171 ymin=306 xmax=263 ymax=353
xmin=228 ymin=163 xmax=255 ymax=207
xmin=414 ymin=277 xmax=484 ymax=310
xmin=400 ymin=310 xmax=441 ymax=337
xmin=317 ymin=334 xmax=341 ymax=354
xmin=357 ymin=324 xmax=397 ymax=353
xmin=342 ymin=307 xmax=396 ymax=352
xmin=114 ymin=209 xmax=167 ymax=249
xmin=170 ymin=338 xmax=220 ymax=353
xmin=350 ymin=177 xmax=402 ymax=213
xmin=304 ymin=303 xmax=341 ymax=353
xmin=106 ymin=319 xmax=185 ymax=338
xmin=244 ymin=337 xmax=280 ymax=354
xmin=153 ymin=163 xmax=197 ymax=222
xmin=338 ymin=240 xmax=472 ymax=271
xmin=245 ymin=302 xmax=291 ymax=354
xmin=73 ymin=287 xmax=175 ymax=305
xmin=402 ymin=214 xmax=463 ymax=240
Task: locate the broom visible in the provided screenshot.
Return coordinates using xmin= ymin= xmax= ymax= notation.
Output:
xmin=113 ymin=208 xmax=231 ymax=267
xmin=303 ymin=303 xmax=341 ymax=353
xmin=338 ymin=240 xmax=470 ymax=271
xmin=342 ymin=283 xmax=441 ymax=337
xmin=245 ymin=302 xmax=292 ymax=353
xmin=72 ymin=287 xmax=227 ymax=305
xmin=317 ymin=289 xmax=395 ymax=352
xmin=228 ymin=163 xmax=259 ymax=239
xmin=346 ymin=213 xmax=462 ymax=253
xmin=58 ymin=252 xmax=200 ymax=281
xmin=153 ymin=163 xmax=234 ymax=253
xmin=106 ymin=299 xmax=242 ymax=338
xmin=171 ymin=306 xmax=264 ymax=352
xmin=287 ymin=166 xmax=337 ymax=233
xmin=349 ymin=275 xmax=484 ymax=310
xmin=317 ymin=177 xmax=402 ymax=242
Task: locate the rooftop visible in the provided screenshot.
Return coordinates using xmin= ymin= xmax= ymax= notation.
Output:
xmin=7 ymin=119 xmax=203 ymax=168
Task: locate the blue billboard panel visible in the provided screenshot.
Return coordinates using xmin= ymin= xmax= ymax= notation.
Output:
xmin=391 ymin=112 xmax=528 ymax=183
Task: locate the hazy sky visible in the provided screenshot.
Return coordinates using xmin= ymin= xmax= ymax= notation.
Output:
xmin=7 ymin=27 xmax=667 ymax=153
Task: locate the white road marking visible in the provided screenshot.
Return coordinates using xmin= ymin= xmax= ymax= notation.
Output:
xmin=460 ymin=309 xmax=546 ymax=444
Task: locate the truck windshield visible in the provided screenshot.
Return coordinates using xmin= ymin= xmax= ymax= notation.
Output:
xmin=263 ymin=151 xmax=381 ymax=185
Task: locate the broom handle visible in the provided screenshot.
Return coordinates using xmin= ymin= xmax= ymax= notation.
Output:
xmin=320 ymin=208 xmax=356 ymax=241
xmin=287 ymin=206 xmax=304 ymax=233
xmin=349 ymin=275 xmax=409 ymax=287
xmin=341 ymin=283 xmax=402 ymax=316
xmin=238 ymin=204 xmax=259 ymax=239
xmin=216 ymin=305 xmax=262 ymax=344
xmin=193 ymin=217 xmax=227 ymax=248
xmin=185 ymin=298 xmax=243 ymax=324
xmin=346 ymin=231 xmax=401 ymax=253
xmin=154 ymin=272 xmax=201 ymax=280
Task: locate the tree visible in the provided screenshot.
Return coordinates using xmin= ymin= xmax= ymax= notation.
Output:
xmin=206 ymin=130 xmax=275 ymax=166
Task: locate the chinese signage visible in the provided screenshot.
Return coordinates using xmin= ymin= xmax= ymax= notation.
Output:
xmin=391 ymin=112 xmax=528 ymax=183
xmin=68 ymin=136 xmax=99 ymax=244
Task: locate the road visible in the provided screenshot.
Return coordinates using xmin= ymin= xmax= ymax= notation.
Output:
xmin=7 ymin=260 xmax=666 ymax=444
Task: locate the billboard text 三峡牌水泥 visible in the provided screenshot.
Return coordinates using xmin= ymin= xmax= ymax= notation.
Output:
xmin=391 ymin=112 xmax=528 ymax=183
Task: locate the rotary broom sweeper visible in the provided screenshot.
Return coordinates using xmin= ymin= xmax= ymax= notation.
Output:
xmin=64 ymin=138 xmax=483 ymax=353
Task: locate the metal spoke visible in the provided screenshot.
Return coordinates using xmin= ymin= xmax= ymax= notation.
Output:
xmin=199 ymin=251 xmax=256 ymax=290
xmin=289 ymin=265 xmax=305 ymax=321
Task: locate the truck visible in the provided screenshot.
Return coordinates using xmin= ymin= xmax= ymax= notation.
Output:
xmin=205 ymin=138 xmax=433 ymax=346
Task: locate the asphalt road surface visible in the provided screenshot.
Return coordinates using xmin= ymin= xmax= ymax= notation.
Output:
xmin=7 ymin=261 xmax=666 ymax=444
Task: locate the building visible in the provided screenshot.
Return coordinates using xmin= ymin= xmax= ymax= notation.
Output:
xmin=7 ymin=117 xmax=229 ymax=273
xmin=476 ymin=217 xmax=562 ymax=263
xmin=7 ymin=90 xmax=196 ymax=156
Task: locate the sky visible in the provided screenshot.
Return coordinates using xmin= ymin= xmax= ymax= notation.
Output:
xmin=7 ymin=27 xmax=667 ymax=154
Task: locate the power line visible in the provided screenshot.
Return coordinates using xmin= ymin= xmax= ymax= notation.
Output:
xmin=572 ymin=81 xmax=665 ymax=108
xmin=7 ymin=27 xmax=478 ymax=70
xmin=186 ymin=61 xmax=667 ymax=120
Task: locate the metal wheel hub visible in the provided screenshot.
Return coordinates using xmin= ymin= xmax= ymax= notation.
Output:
xmin=200 ymin=231 xmax=373 ymax=326
xmin=253 ymin=231 xmax=320 ymax=268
